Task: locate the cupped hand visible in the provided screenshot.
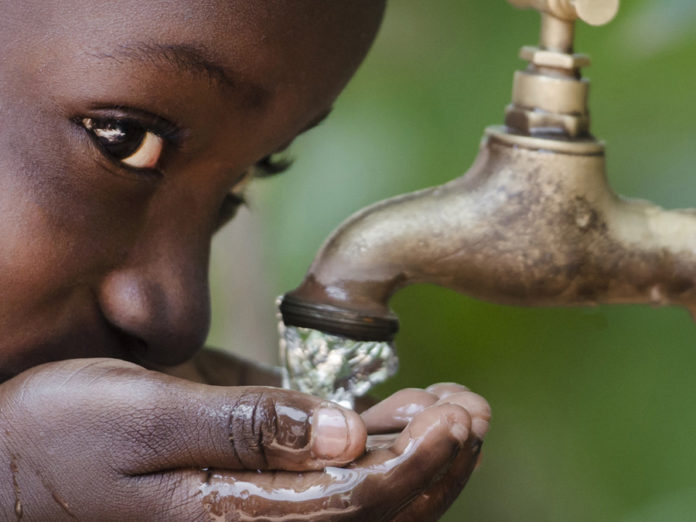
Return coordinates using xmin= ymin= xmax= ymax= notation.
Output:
xmin=189 ymin=383 xmax=490 ymax=521
xmin=0 ymin=358 xmax=489 ymax=521
xmin=363 ymin=383 xmax=491 ymax=521
xmin=0 ymin=358 xmax=366 ymax=520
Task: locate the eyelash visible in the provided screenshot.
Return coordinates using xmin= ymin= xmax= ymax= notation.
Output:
xmin=215 ymin=155 xmax=292 ymax=229
xmin=254 ymin=154 xmax=293 ymax=177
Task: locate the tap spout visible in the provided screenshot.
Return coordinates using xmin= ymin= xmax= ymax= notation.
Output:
xmin=281 ymin=131 xmax=696 ymax=340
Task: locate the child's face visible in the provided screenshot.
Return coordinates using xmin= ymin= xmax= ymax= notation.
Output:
xmin=0 ymin=0 xmax=384 ymax=379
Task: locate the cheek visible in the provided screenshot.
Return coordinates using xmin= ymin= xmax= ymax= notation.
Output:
xmin=0 ymin=177 xmax=106 ymax=324
xmin=0 ymin=136 xmax=150 ymax=368
xmin=0 ymin=114 xmax=149 ymax=315
xmin=0 ymin=180 xmax=85 ymax=356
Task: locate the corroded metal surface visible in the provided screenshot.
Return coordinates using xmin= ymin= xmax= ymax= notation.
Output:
xmin=285 ymin=133 xmax=696 ymax=330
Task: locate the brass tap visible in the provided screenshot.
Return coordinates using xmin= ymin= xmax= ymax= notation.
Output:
xmin=281 ymin=0 xmax=696 ymax=342
xmin=505 ymin=0 xmax=619 ymax=138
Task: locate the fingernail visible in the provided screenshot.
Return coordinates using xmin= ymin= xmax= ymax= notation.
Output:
xmin=450 ymin=421 xmax=469 ymax=442
xmin=472 ymin=418 xmax=490 ymax=439
xmin=312 ymin=407 xmax=349 ymax=460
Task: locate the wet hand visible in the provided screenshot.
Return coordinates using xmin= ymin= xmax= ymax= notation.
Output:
xmin=363 ymin=383 xmax=491 ymax=521
xmin=0 ymin=358 xmax=366 ymax=520
xmin=196 ymin=383 xmax=490 ymax=521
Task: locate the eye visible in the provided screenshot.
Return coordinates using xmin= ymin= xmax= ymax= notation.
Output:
xmin=82 ymin=117 xmax=165 ymax=170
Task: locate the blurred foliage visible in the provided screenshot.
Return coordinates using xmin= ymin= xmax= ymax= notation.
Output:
xmin=209 ymin=1 xmax=696 ymax=520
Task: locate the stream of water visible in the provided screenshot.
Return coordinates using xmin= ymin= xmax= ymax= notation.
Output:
xmin=278 ymin=311 xmax=398 ymax=409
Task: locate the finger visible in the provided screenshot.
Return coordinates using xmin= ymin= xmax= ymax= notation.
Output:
xmin=361 ymin=382 xmax=480 ymax=434
xmin=139 ymin=467 xmax=366 ymax=521
xmin=354 ymin=403 xmax=473 ymax=520
xmin=436 ymin=391 xmax=491 ymax=439
xmin=392 ymin=392 xmax=491 ymax=521
xmin=20 ymin=359 xmax=367 ymax=474
xmin=391 ymin=437 xmax=483 ymax=522
xmin=366 ymin=433 xmax=399 ymax=451
xmin=425 ymin=382 xmax=470 ymax=398
xmin=360 ymin=388 xmax=438 ymax=433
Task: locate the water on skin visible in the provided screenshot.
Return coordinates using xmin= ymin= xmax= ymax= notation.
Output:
xmin=278 ymin=318 xmax=398 ymax=409
xmin=198 ymin=437 xmax=411 ymax=521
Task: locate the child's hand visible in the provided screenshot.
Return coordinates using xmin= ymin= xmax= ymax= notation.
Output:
xmin=0 ymin=359 xmax=488 ymax=520
xmin=0 ymin=358 xmax=365 ymax=519
xmin=193 ymin=382 xmax=489 ymax=520
xmin=360 ymin=383 xmax=490 ymax=521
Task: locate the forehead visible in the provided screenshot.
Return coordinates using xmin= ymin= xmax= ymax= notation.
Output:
xmin=6 ymin=0 xmax=382 ymax=47
xmin=2 ymin=0 xmax=384 ymax=129
xmin=5 ymin=1 xmax=382 ymax=69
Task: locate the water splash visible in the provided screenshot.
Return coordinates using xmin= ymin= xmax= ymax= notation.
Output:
xmin=278 ymin=312 xmax=398 ymax=409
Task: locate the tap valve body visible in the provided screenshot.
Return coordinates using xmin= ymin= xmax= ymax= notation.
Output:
xmin=505 ymin=0 xmax=619 ymax=138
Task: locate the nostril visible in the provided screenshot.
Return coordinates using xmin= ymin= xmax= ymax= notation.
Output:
xmin=104 ymin=318 xmax=149 ymax=365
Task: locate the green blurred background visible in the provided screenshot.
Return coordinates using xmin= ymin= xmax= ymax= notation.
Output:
xmin=208 ymin=1 xmax=696 ymax=520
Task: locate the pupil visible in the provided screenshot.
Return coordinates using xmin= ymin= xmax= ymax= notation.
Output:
xmin=92 ymin=120 xmax=146 ymax=159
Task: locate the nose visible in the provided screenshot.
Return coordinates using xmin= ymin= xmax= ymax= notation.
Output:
xmin=98 ymin=245 xmax=211 ymax=367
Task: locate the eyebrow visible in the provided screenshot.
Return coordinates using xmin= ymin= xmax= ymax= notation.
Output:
xmin=87 ymin=42 xmax=269 ymax=102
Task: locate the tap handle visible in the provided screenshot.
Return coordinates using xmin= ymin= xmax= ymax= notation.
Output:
xmin=508 ymin=0 xmax=619 ymax=26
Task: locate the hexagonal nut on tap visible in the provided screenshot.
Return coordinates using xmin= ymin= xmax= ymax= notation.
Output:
xmin=519 ymin=46 xmax=590 ymax=70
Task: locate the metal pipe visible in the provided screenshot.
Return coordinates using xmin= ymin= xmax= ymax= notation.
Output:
xmin=282 ymin=133 xmax=696 ymax=340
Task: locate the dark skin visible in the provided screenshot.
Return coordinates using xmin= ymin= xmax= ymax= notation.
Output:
xmin=0 ymin=1 xmax=490 ymax=519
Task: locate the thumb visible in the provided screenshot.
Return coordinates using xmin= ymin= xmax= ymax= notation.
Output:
xmin=9 ymin=359 xmax=367 ymax=474
xmin=120 ymin=375 xmax=368 ymax=474
xmin=181 ymin=384 xmax=368 ymax=472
